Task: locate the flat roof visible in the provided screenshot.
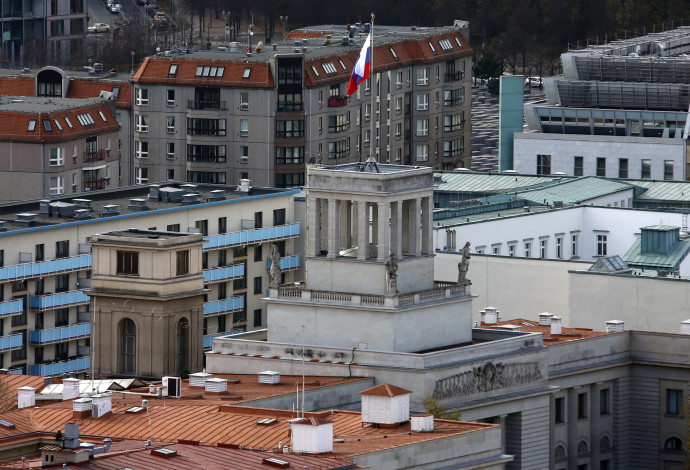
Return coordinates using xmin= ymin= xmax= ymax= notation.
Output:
xmin=481 ymin=318 xmax=610 ymax=344
xmin=0 ymin=96 xmax=106 ymax=114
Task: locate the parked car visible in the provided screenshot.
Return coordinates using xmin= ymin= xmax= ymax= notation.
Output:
xmin=525 ymin=76 xmax=543 ymax=88
xmin=109 ymin=3 xmax=121 ymax=13
xmin=87 ymin=23 xmax=110 ymax=33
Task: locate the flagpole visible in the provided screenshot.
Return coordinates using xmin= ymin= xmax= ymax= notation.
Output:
xmin=366 ymin=12 xmax=379 ymax=172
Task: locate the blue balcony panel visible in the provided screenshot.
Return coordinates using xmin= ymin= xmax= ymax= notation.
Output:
xmin=0 ymin=333 xmax=23 ymax=352
xmin=203 ymin=333 xmax=227 ymax=349
xmin=30 ymin=290 xmax=90 ymax=311
xmin=0 ymin=299 xmax=24 ymax=318
xmin=29 ymin=322 xmax=91 ymax=345
xmin=203 ymin=264 xmax=245 ymax=284
xmin=267 ymin=255 xmax=300 ymax=271
xmin=0 ymin=255 xmax=92 ymax=282
xmin=203 ymin=296 xmax=244 ymax=317
xmin=204 ymin=223 xmax=300 ymax=250
xmin=28 ymin=357 xmax=90 ymax=376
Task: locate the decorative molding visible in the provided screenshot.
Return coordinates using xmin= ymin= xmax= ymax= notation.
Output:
xmin=432 ymin=361 xmax=543 ymax=400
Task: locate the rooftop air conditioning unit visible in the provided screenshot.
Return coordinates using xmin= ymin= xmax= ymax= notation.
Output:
xmin=0 ymin=221 xmax=6 ymax=232
xmin=180 ymin=184 xmax=198 ymax=193
xmin=411 ymin=415 xmax=434 ymax=432
xmin=72 ymin=199 xmax=92 ymax=210
xmin=15 ymin=213 xmax=37 ymax=225
xmin=162 ymin=377 xmax=181 ymax=398
xmin=149 ymin=185 xmax=161 ymax=200
xmin=204 ymin=378 xmax=228 ymax=393
xmin=160 ymin=187 xmax=185 ymax=202
xmin=182 ymin=193 xmax=200 ymax=205
xmin=102 ymin=205 xmax=119 ymax=216
xmin=258 ymin=371 xmax=280 ymax=384
xmin=74 ymin=209 xmax=91 ymax=219
xmin=39 ymin=200 xmax=51 ymax=216
xmin=209 ymin=190 xmax=226 ymax=201
xmin=606 ymin=320 xmax=625 ymax=333
xmin=128 ymin=199 xmax=148 ymax=211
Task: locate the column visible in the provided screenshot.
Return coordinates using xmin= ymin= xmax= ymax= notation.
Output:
xmin=327 ymin=198 xmax=339 ymax=258
xmin=393 ymin=201 xmax=403 ymax=259
xmin=413 ymin=198 xmax=422 ymax=256
xmin=307 ymin=196 xmax=320 ymax=257
xmin=421 ymin=196 xmax=433 ymax=255
xmin=340 ymin=201 xmax=352 ymax=249
xmin=377 ymin=202 xmax=390 ymax=261
xmin=357 ymin=200 xmax=368 ymax=260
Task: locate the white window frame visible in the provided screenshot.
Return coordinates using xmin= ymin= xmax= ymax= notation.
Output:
xmin=364 ymin=104 xmax=371 ymax=120
xmin=135 ymin=141 xmax=149 ymax=159
xmin=166 ymin=116 xmax=175 ymax=133
xmin=135 ymin=167 xmax=148 ymax=184
xmin=416 ymin=144 xmax=428 ymax=161
xmin=571 ymin=234 xmax=579 ymax=257
xmin=556 ymin=237 xmax=563 ymax=259
xmin=417 ymin=93 xmax=429 ymax=111
xmin=395 ymin=148 xmax=402 ymax=162
xmin=416 ymin=119 xmax=429 ymax=136
xmin=417 ymin=68 xmax=429 ymax=85
xmin=166 ymin=142 xmax=175 ymax=160
xmin=49 ymin=147 xmax=64 ymax=166
xmin=240 ymin=119 xmax=249 ymax=137
xmin=135 ymin=114 xmax=149 ymax=132
xmin=49 ymin=176 xmax=64 ymax=195
xmin=395 ymin=123 xmax=402 ymax=137
xmin=135 ymin=88 xmax=148 ymax=106
xmin=166 ymin=89 xmax=175 ymax=106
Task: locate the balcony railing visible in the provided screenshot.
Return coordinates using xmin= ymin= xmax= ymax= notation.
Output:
xmin=30 ymin=291 xmax=90 ymax=311
xmin=29 ymin=357 xmax=90 ymax=376
xmin=267 ymin=255 xmax=300 ymax=271
xmin=0 ymin=255 xmax=92 ymax=282
xmin=203 ymin=296 xmax=245 ymax=317
xmin=328 ymin=96 xmax=348 ymax=107
xmin=187 ymin=100 xmax=227 ymax=110
xmin=83 ymin=149 xmax=107 ymax=162
xmin=0 ymin=299 xmax=24 ymax=318
xmin=444 ymin=71 xmax=464 ymax=82
xmin=0 ymin=334 xmax=23 ymax=352
xmin=29 ymin=322 xmax=91 ymax=344
xmin=83 ymin=178 xmax=109 ymax=191
xmin=203 ymin=333 xmax=226 ymax=349
xmin=204 ymin=223 xmax=300 ymax=251
xmin=203 ymin=264 xmax=245 ymax=284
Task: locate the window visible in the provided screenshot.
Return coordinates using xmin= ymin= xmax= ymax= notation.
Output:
xmin=254 ymin=212 xmax=263 ymax=228
xmin=416 ymin=68 xmax=429 ymax=85
xmin=273 ymin=208 xmax=286 ymax=226
xmin=444 ymin=114 xmax=463 ymax=132
xmin=56 ymin=240 xmax=69 ymax=258
xmin=492 ymin=245 xmax=500 ymax=255
xmin=121 ymin=319 xmax=136 ymax=373
xmin=328 ymin=140 xmax=348 ymax=159
xmin=596 ymin=157 xmax=606 ymax=177
xmin=176 ymin=250 xmax=190 ymax=276
xmin=275 ymin=173 xmax=304 ymax=188
xmin=135 ymin=88 xmax=148 ymax=106
xmin=195 ymin=65 xmax=225 ymax=77
xmin=600 ymin=388 xmax=610 ymax=415
xmin=166 ymin=169 xmax=174 ymax=180
xmin=596 ymin=234 xmax=607 ymax=256
xmin=416 ymin=119 xmax=429 ymax=136
xmin=444 ymin=139 xmax=463 ymax=157
xmin=444 ymin=88 xmax=463 ymax=106
xmin=618 ymin=158 xmax=628 ymax=178
xmin=35 ymin=244 xmax=44 ymax=262
xmin=240 ymin=119 xmax=249 ymax=137
xmin=254 ymin=309 xmax=262 ymax=327
xmin=240 ymin=92 xmax=249 ymax=108
xmin=524 ymin=242 xmax=531 ymax=257
xmin=167 ymin=224 xmax=180 ymax=232
xmin=49 ymin=147 xmax=64 ymax=166
xmin=254 ymin=245 xmax=262 ymax=262
xmin=187 ymin=171 xmax=226 ymax=184
xmin=395 ymin=148 xmax=402 ymax=162
xmin=166 ymin=89 xmax=175 ymax=106
xmin=166 ymin=142 xmax=175 ymax=160
xmin=116 ymin=251 xmax=139 ymax=275
xmin=135 ymin=141 xmax=148 ymax=159
xmin=364 ymin=129 xmax=371 ymax=144
xmin=253 ymin=276 xmax=262 ymax=295
xmin=395 ymin=123 xmax=402 ymax=137
xmin=537 ymin=155 xmax=551 ymax=175
xmin=540 ymin=239 xmax=547 ymax=258
xmin=276 ymin=120 xmax=304 ymax=138
xmin=134 ymin=115 xmax=148 ymax=132
xmin=55 ymin=274 xmax=69 ymax=293
xmin=416 ymin=144 xmax=429 ymax=161
xmin=49 ymin=176 xmax=64 ymax=195
xmin=577 ymin=393 xmax=587 ymax=419
xmin=135 ymin=167 xmax=148 ymax=184
xmin=55 ymin=308 xmax=69 ymax=327
xmin=555 ymin=397 xmax=565 ymax=424
xmin=217 ymin=282 xmax=227 ymax=300
xmin=396 ymin=97 xmax=402 ymax=113
xmin=218 ymin=216 xmax=227 ymax=234
xmin=667 ymin=389 xmax=683 ymax=415
xmin=166 ymin=116 xmax=175 ymax=133
xmin=218 ymin=250 xmax=227 ymax=267
xmin=665 ymin=437 xmax=683 ymax=450
xmin=417 ymin=93 xmax=429 ymax=111
xmin=508 ymin=244 xmax=516 ymax=257
xmin=187 ymin=145 xmax=226 ymax=163
xmin=556 ymin=237 xmax=563 ymax=259
xmin=664 ymin=160 xmax=674 ymax=180
xmin=572 ymin=234 xmax=578 ymax=257
xmin=195 ymin=219 xmax=208 ymax=236
xmin=641 ymin=159 xmax=651 ymax=179
xmin=276 ymin=147 xmax=304 ymax=164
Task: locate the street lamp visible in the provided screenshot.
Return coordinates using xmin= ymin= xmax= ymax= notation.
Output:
xmin=130 ymin=51 xmax=134 ymax=74
xmin=280 ymin=15 xmax=288 ymax=41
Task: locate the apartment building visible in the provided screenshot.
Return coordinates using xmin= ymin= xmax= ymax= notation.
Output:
xmin=131 ymin=22 xmax=472 ymax=188
xmin=0 ymin=182 xmax=300 ymax=376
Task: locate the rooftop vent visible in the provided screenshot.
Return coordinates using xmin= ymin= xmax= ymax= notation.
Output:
xmin=50 ymin=202 xmax=77 ymax=218
xmin=151 ymin=448 xmax=178 ymax=459
xmin=539 ymin=313 xmax=553 ymax=325
xmin=149 ymin=185 xmax=161 ymax=200
xmin=72 ymin=398 xmax=92 ymax=413
xmin=204 ymin=377 xmax=227 ymax=393
xmin=258 ymin=371 xmax=280 ymax=384
xmin=91 ymin=393 xmax=112 ymax=418
xmin=498 ymin=324 xmax=521 ymax=331
xmin=72 ymin=199 xmax=92 ymax=210
xmin=189 ymin=372 xmax=212 ymax=387
xmin=342 ymin=36 xmax=349 ymax=46
xmin=17 ymin=386 xmax=35 ymax=409
xmin=410 ymin=415 xmax=434 ymax=432
xmin=294 ymin=48 xmax=300 ymax=53
xmin=0 ymin=221 xmax=6 ymax=232
xmin=160 ymin=187 xmax=185 ymax=202
xmin=39 ymin=200 xmax=51 ymax=216
xmin=128 ymin=199 xmax=149 ymax=211
xmin=550 ymin=316 xmax=562 ymax=335
xmin=294 ymin=41 xmax=300 ymax=46
xmin=682 ymin=319 xmax=690 ymax=335
xmin=63 ymin=378 xmax=80 ymax=401
xmin=102 ymin=204 xmax=119 ymax=216
xmin=64 ymin=422 xmax=80 ymax=449
xmin=209 ymin=189 xmax=226 ymax=200
xmin=15 ymin=213 xmax=37 ymax=225
xmin=182 ymin=193 xmax=200 ymax=205
xmin=606 ymin=320 xmax=625 ymax=333
xmin=359 ymin=383 xmax=411 ymax=425
xmin=262 ymin=457 xmax=290 ymax=468
xmin=237 ymin=179 xmax=251 ymax=193
xmin=74 ymin=209 xmax=91 ymax=219
xmin=291 ymin=418 xmax=333 ymax=454
xmin=180 ymin=184 xmax=198 ymax=193
xmin=483 ymin=307 xmax=499 ymax=325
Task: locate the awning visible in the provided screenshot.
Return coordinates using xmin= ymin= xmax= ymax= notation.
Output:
xmin=82 ymin=164 xmax=106 ymax=171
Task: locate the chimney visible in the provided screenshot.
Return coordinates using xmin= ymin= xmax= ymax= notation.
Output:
xmin=411 ymin=415 xmax=434 ymax=432
xmin=238 ymin=179 xmax=251 ymax=193
xmin=17 ymin=387 xmax=35 ymax=409
xmin=91 ymin=393 xmax=112 ymax=418
xmin=64 ymin=422 xmax=80 ymax=449
xmin=63 ymin=378 xmax=80 ymax=400
xmin=681 ymin=320 xmax=690 ymax=335
xmin=606 ymin=320 xmax=625 ymax=333
xmin=291 ymin=418 xmax=334 ymax=454
xmin=550 ymin=316 xmax=562 ymax=335
xmin=359 ymin=383 xmax=411 ymax=425
xmin=479 ymin=309 xmax=485 ymax=323
xmin=72 ymin=398 xmax=92 ymax=419
xmin=539 ymin=313 xmax=553 ymax=326
xmin=484 ymin=307 xmax=498 ymax=325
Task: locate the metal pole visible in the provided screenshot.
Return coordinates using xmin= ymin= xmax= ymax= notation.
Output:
xmin=369 ymin=13 xmax=375 ymax=163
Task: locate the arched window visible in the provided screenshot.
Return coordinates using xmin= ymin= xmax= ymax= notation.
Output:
xmin=577 ymin=440 xmax=589 ymax=456
xmin=600 ymin=436 xmax=612 ymax=452
xmin=665 ymin=437 xmax=683 ymax=451
xmin=176 ymin=318 xmax=189 ymax=373
xmin=555 ymin=444 xmax=566 ymax=460
xmin=121 ymin=319 xmax=136 ymax=374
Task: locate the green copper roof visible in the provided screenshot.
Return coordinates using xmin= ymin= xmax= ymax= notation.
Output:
xmin=513 ymin=177 xmax=633 ymax=205
xmin=627 ymin=180 xmax=690 ymax=202
xmin=434 ymin=171 xmax=563 ymax=194
xmin=623 ymin=237 xmax=690 ymax=270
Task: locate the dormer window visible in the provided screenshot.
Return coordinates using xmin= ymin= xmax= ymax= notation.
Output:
xmin=43 ymin=120 xmax=52 ymax=132
xmin=27 ymin=120 xmax=37 ymax=132
xmin=243 ymin=67 xmax=251 ymax=79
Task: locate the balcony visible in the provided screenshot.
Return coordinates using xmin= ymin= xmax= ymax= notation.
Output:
xmin=30 ymin=291 xmax=90 ymax=311
xmin=0 ymin=254 xmax=92 ymax=282
xmin=203 ymin=296 xmax=244 ymax=317
xmin=267 ymin=255 xmax=300 ymax=272
xmin=444 ymin=71 xmax=464 ymax=82
xmin=0 ymin=334 xmax=23 ymax=352
xmin=0 ymin=299 xmax=24 ymax=318
xmin=29 ymin=322 xmax=91 ymax=344
xmin=328 ymin=96 xmax=348 ymax=107
xmin=83 ymin=149 xmax=107 ymax=162
xmin=204 ymin=223 xmax=300 ymax=251
xmin=404 ymin=130 xmax=411 ymax=141
xmin=83 ymin=178 xmax=109 ymax=191
xmin=203 ymin=264 xmax=244 ymax=284
xmin=29 ymin=357 xmax=90 ymax=376
xmin=187 ymin=100 xmax=227 ymax=110
xmin=203 ymin=333 xmax=226 ymax=349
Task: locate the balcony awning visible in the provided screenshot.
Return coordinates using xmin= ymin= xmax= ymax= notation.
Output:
xmin=82 ymin=164 xmax=106 ymax=171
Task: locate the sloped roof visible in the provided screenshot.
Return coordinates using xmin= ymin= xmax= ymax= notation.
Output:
xmin=291 ymin=417 xmax=333 ymax=426
xmin=66 ymin=80 xmax=132 ymax=109
xmin=623 ymin=237 xmax=690 ymax=270
xmin=627 ymin=179 xmax=690 ymax=202
xmin=359 ymin=383 xmax=411 ymax=397
xmin=434 ymin=171 xmax=561 ymax=194
xmin=514 ymin=176 xmax=633 ymax=205
xmin=133 ymin=58 xmax=275 ymax=88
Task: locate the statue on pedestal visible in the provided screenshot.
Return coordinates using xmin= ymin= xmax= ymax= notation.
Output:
xmin=458 ymin=242 xmax=471 ymax=286
xmin=270 ymin=244 xmax=282 ymax=288
xmin=385 ymin=253 xmax=398 ymax=295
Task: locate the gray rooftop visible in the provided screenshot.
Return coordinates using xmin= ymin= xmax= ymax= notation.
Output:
xmin=0 ymin=96 xmax=107 ymax=113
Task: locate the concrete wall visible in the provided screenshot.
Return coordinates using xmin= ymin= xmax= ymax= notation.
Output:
xmin=498 ymin=75 xmax=525 ymax=172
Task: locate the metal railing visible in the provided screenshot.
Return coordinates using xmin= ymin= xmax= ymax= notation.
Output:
xmin=29 ymin=322 xmax=91 ymax=344
xmin=203 ymin=264 xmax=244 ymax=284
xmin=203 ymin=296 xmax=245 ymax=317
xmin=30 ymin=291 xmax=90 ymax=310
xmin=0 ymin=255 xmax=92 ymax=282
xmin=267 ymin=255 xmax=300 ymax=271
xmin=83 ymin=149 xmax=107 ymax=162
xmin=0 ymin=334 xmax=23 ymax=352
xmin=204 ymin=223 xmax=300 ymax=251
xmin=187 ymin=100 xmax=227 ymax=110
xmin=29 ymin=357 xmax=90 ymax=376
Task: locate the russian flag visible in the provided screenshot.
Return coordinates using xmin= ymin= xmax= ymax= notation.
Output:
xmin=347 ymin=33 xmax=372 ymax=96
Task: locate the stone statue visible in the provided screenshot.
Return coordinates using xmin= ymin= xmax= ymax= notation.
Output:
xmin=385 ymin=253 xmax=398 ymax=294
xmin=458 ymin=242 xmax=471 ymax=286
xmin=269 ymin=244 xmax=282 ymax=288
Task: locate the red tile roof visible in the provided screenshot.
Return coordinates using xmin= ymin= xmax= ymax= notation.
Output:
xmin=0 ymin=77 xmax=34 ymax=97
xmin=285 ymin=31 xmax=331 ymax=40
xmin=66 ymin=80 xmax=132 ymax=109
xmin=359 ymin=383 xmax=411 ymax=397
xmin=133 ymin=57 xmax=275 ymax=88
xmin=482 ymin=318 xmax=610 ymax=344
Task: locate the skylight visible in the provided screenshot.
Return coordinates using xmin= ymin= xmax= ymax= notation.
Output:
xmin=53 ymin=119 xmax=62 ymax=131
xmin=322 ymin=62 xmax=337 ymax=74
xmin=168 ymin=63 xmax=178 ymax=77
xmin=43 ymin=120 xmax=52 ymax=132
xmin=195 ymin=65 xmax=225 ymax=78
xmin=0 ymin=420 xmax=15 ymax=429
xmin=64 ymin=117 xmax=73 ymax=128
xmin=428 ymin=42 xmax=437 ymax=53
xmin=242 ymin=67 xmax=251 ymax=78
xmin=98 ymin=110 xmax=107 ymax=122
xmin=77 ymin=113 xmax=95 ymax=126
xmin=389 ymin=47 xmax=398 ymax=59
xmin=439 ymin=39 xmax=453 ymax=50
xmin=454 ymin=37 xmax=462 ymax=47
xmin=27 ymin=120 xmax=36 ymax=132
xmin=311 ymin=65 xmax=319 ymax=77
xmin=339 ymin=59 xmax=347 ymax=71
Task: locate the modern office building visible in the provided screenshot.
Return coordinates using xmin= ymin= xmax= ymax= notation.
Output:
xmin=0 ymin=181 xmax=300 ymax=377
xmin=131 ymin=22 xmax=472 ymax=188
